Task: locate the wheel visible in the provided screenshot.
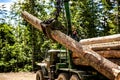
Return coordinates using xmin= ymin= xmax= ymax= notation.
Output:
xmin=70 ymin=74 xmax=80 ymax=80
xmin=57 ymin=73 xmax=69 ymax=80
xmin=36 ymin=70 xmax=44 ymax=80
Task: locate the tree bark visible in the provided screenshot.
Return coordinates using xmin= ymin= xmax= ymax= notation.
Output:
xmin=21 ymin=11 xmax=120 ymax=80
xmin=97 ymin=50 xmax=120 ymax=58
xmin=83 ymin=41 xmax=120 ymax=51
xmin=80 ymin=34 xmax=120 ymax=45
xmin=72 ymin=58 xmax=89 ymax=66
xmin=72 ymin=50 xmax=120 ymax=58
xmin=73 ymin=58 xmax=120 ymax=66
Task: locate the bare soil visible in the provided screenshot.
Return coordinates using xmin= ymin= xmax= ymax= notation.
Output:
xmin=0 ymin=72 xmax=36 ymax=80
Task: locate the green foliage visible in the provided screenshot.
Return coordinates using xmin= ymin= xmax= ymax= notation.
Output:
xmin=0 ymin=0 xmax=119 ymax=72
xmin=11 ymin=0 xmax=55 ymax=71
xmin=0 ymin=24 xmax=32 ymax=72
xmin=69 ymin=0 xmax=119 ymax=38
xmin=0 ymin=24 xmax=15 ymax=45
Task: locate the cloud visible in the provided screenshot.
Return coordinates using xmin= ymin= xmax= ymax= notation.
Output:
xmin=0 ymin=0 xmax=15 ymax=11
xmin=0 ymin=2 xmax=13 ymax=11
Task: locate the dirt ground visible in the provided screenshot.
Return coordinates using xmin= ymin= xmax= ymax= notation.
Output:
xmin=0 ymin=72 xmax=36 ymax=80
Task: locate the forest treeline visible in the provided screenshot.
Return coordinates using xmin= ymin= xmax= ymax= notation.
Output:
xmin=0 ymin=0 xmax=119 ymax=72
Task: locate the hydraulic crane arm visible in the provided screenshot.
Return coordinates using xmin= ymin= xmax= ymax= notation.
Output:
xmin=63 ymin=0 xmax=72 ymax=35
xmin=22 ymin=11 xmax=120 ymax=80
xmin=55 ymin=0 xmax=72 ymax=35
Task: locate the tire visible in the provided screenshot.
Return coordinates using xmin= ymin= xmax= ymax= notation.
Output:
xmin=36 ymin=70 xmax=44 ymax=80
xmin=57 ymin=73 xmax=69 ymax=80
xmin=70 ymin=74 xmax=80 ymax=80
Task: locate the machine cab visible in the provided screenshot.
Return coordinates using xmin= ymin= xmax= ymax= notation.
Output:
xmin=48 ymin=49 xmax=68 ymax=66
xmin=37 ymin=49 xmax=68 ymax=71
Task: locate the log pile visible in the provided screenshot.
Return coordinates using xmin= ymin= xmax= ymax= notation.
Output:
xmin=72 ymin=34 xmax=120 ymax=66
xmin=22 ymin=11 xmax=120 ymax=80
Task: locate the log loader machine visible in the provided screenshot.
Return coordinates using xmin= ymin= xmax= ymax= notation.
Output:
xmin=21 ymin=0 xmax=120 ymax=80
xmin=35 ymin=49 xmax=107 ymax=80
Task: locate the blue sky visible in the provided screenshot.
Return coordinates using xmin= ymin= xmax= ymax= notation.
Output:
xmin=0 ymin=0 xmax=15 ymax=24
xmin=0 ymin=0 xmax=14 ymax=11
xmin=0 ymin=0 xmax=12 ymax=3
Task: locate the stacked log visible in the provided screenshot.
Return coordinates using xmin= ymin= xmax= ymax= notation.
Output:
xmin=72 ymin=50 xmax=120 ymax=59
xmin=72 ymin=58 xmax=120 ymax=66
xmin=72 ymin=34 xmax=120 ymax=67
xmin=83 ymin=41 xmax=120 ymax=51
xmin=80 ymin=35 xmax=120 ymax=57
xmin=80 ymin=34 xmax=120 ymax=45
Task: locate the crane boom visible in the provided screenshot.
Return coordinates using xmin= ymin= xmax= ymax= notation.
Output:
xmin=63 ymin=0 xmax=72 ymax=35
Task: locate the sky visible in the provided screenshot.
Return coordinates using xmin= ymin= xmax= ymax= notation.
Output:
xmin=0 ymin=0 xmax=15 ymax=11
xmin=0 ymin=0 xmax=11 ymax=3
xmin=0 ymin=0 xmax=16 ymax=25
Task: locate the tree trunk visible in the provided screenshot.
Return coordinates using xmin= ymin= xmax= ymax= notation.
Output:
xmin=72 ymin=58 xmax=89 ymax=66
xmin=83 ymin=41 xmax=120 ymax=51
xmin=73 ymin=58 xmax=120 ymax=66
xmin=80 ymin=34 xmax=120 ymax=45
xmin=72 ymin=50 xmax=120 ymax=58
xmin=96 ymin=50 xmax=120 ymax=58
xmin=21 ymin=11 xmax=120 ymax=80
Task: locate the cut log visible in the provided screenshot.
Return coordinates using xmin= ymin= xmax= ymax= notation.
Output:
xmin=97 ymin=50 xmax=120 ymax=58
xmin=22 ymin=11 xmax=43 ymax=31
xmin=72 ymin=50 xmax=120 ymax=58
xmin=22 ymin=11 xmax=120 ymax=80
xmin=51 ymin=30 xmax=120 ymax=80
xmin=72 ymin=58 xmax=89 ymax=66
xmin=83 ymin=41 xmax=120 ymax=51
xmin=80 ymin=34 xmax=120 ymax=45
xmin=73 ymin=58 xmax=120 ymax=66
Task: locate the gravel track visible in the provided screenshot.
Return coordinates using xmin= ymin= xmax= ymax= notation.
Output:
xmin=0 ymin=72 xmax=36 ymax=80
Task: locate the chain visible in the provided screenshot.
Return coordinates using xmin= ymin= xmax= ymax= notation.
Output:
xmin=54 ymin=0 xmax=63 ymax=20
xmin=42 ymin=0 xmax=63 ymax=24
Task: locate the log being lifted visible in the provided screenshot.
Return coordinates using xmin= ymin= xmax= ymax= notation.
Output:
xmin=80 ymin=34 xmax=120 ymax=45
xmin=21 ymin=11 xmax=120 ymax=80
